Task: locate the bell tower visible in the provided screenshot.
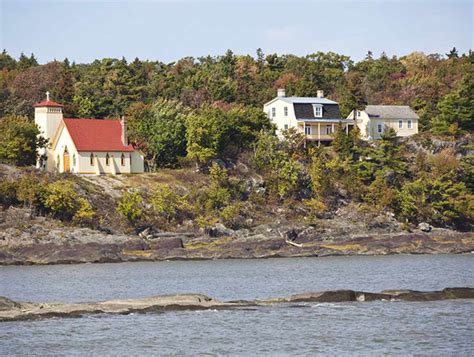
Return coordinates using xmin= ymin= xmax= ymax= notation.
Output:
xmin=33 ymin=92 xmax=64 ymax=169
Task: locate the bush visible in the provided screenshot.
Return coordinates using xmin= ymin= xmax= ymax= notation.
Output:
xmin=303 ymin=198 xmax=327 ymax=223
xmin=73 ymin=198 xmax=95 ymax=225
xmin=42 ymin=180 xmax=94 ymax=223
xmin=0 ymin=179 xmax=18 ymax=207
xmin=16 ymin=174 xmax=46 ymax=209
xmin=151 ymin=185 xmax=191 ymax=223
xmin=220 ymin=202 xmax=249 ymax=229
xmin=116 ymin=191 xmax=143 ymax=223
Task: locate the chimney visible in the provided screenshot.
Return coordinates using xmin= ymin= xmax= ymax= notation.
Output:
xmin=277 ymin=88 xmax=286 ymax=97
xmin=317 ymin=90 xmax=324 ymax=98
xmin=121 ymin=116 xmax=128 ymax=146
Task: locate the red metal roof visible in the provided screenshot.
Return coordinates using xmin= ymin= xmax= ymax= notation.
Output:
xmin=63 ymin=118 xmax=135 ymax=152
xmin=33 ymin=100 xmax=63 ymax=107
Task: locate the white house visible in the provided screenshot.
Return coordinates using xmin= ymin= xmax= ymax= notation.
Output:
xmin=34 ymin=93 xmax=144 ymax=174
xmin=263 ymin=89 xmax=354 ymax=145
xmin=347 ymin=105 xmax=419 ymax=140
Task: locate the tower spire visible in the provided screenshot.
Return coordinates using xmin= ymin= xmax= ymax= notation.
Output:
xmin=46 ymin=91 xmax=50 ymax=101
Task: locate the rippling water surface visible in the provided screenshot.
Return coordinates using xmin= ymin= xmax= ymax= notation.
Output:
xmin=1 ymin=255 xmax=473 ymax=355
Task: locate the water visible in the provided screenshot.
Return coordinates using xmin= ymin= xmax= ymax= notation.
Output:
xmin=1 ymin=255 xmax=473 ymax=355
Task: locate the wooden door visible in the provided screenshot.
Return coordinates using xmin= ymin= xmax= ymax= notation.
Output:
xmin=63 ymin=152 xmax=70 ymax=172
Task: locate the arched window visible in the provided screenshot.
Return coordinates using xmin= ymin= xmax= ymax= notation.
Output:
xmin=106 ymin=153 xmax=110 ymax=166
xmin=90 ymin=153 xmax=94 ymax=166
xmin=121 ymin=153 xmax=125 ymax=166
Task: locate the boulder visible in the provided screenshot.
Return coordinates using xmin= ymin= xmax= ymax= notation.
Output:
xmin=152 ymin=237 xmax=184 ymax=250
xmin=418 ymin=222 xmax=433 ymax=232
xmin=285 ymin=229 xmax=298 ymax=242
xmin=207 ymin=223 xmax=234 ymax=237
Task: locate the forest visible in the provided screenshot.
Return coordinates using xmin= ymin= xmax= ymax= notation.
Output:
xmin=0 ymin=48 xmax=472 ymax=231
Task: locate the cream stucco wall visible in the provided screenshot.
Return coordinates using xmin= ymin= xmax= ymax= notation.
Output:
xmin=348 ymin=110 xmax=418 ymax=140
xmin=77 ymin=152 xmax=134 ymax=174
xmin=52 ymin=125 xmax=78 ymax=173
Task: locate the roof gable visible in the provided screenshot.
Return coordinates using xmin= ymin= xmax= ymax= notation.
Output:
xmin=63 ymin=118 xmax=134 ymax=152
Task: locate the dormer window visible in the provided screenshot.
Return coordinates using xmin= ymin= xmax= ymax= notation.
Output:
xmin=313 ymin=104 xmax=323 ymax=118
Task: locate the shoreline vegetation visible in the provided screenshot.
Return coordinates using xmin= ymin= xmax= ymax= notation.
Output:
xmin=1 ymin=287 xmax=473 ymax=322
xmin=0 ymin=50 xmax=472 ymax=264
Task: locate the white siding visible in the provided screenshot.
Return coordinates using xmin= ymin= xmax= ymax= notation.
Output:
xmin=263 ymin=99 xmax=298 ymax=137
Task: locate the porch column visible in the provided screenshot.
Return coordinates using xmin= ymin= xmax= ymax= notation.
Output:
xmin=318 ymin=123 xmax=321 ymax=147
xmin=332 ymin=123 xmax=335 ymax=134
xmin=346 ymin=124 xmax=349 ymax=134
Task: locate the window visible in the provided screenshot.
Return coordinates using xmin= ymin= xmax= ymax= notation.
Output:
xmin=407 ymin=120 xmax=412 ymax=129
xmin=326 ymin=126 xmax=333 ymax=135
xmin=284 ymin=106 xmax=288 ymax=116
xmin=272 ymin=107 xmax=276 ymax=117
xmin=121 ymin=153 xmax=125 ymax=166
xmin=357 ymin=110 xmax=361 ymax=118
xmin=313 ymin=104 xmax=323 ymax=118
xmin=72 ymin=154 xmax=76 ymax=166
xmin=57 ymin=155 xmax=60 ymax=170
xmin=305 ymin=125 xmax=311 ymax=135
xmin=284 ymin=124 xmax=289 ymax=130
xmin=399 ymin=120 xmax=403 ymax=129
xmin=377 ymin=124 xmax=383 ymax=133
xmin=130 ymin=154 xmax=132 ymax=167
xmin=106 ymin=153 xmax=110 ymax=166
xmin=90 ymin=153 xmax=94 ymax=166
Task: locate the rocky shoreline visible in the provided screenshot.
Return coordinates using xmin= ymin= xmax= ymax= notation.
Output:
xmin=1 ymin=287 xmax=473 ymax=322
xmin=0 ymin=224 xmax=472 ymax=265
xmin=1 ymin=206 xmax=473 ymax=265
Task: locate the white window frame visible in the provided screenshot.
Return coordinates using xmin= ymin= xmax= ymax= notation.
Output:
xmin=284 ymin=106 xmax=288 ymax=117
xmin=305 ymin=125 xmax=311 ymax=135
xmin=272 ymin=107 xmax=276 ymax=117
xmin=284 ymin=124 xmax=289 ymax=130
xmin=313 ymin=104 xmax=323 ymax=118
xmin=407 ymin=120 xmax=412 ymax=129
xmin=399 ymin=120 xmax=403 ymax=129
xmin=357 ymin=110 xmax=361 ymax=118
xmin=377 ymin=124 xmax=383 ymax=134
xmin=326 ymin=126 xmax=332 ymax=135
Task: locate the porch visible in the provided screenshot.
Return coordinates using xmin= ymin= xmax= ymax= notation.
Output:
xmin=297 ymin=121 xmax=353 ymax=143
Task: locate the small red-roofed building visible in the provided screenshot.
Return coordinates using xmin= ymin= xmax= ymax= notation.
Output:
xmin=34 ymin=92 xmax=144 ymax=174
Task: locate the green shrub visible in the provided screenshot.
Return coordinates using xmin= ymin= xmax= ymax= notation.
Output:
xmin=303 ymin=198 xmax=327 ymax=223
xmin=116 ymin=191 xmax=143 ymax=223
xmin=0 ymin=179 xmax=18 ymax=207
xmin=42 ymin=180 xmax=94 ymax=223
xmin=220 ymin=202 xmax=249 ymax=229
xmin=151 ymin=185 xmax=191 ymax=223
xmin=73 ymin=198 xmax=95 ymax=225
xmin=16 ymin=174 xmax=46 ymax=209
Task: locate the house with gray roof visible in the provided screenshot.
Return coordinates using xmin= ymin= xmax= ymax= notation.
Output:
xmin=347 ymin=105 xmax=420 ymax=140
xmin=263 ymin=89 xmax=354 ymax=144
